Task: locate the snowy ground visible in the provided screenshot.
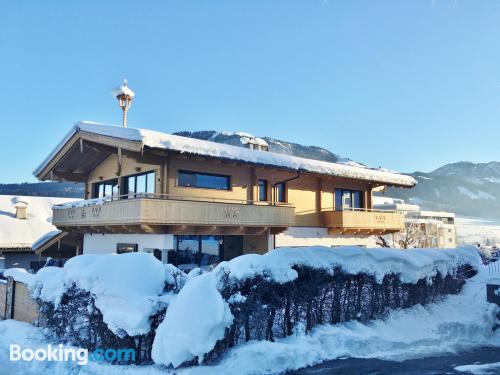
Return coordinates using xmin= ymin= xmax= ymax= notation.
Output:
xmin=0 ymin=265 xmax=499 ymax=375
xmin=456 ymin=217 xmax=500 ymax=246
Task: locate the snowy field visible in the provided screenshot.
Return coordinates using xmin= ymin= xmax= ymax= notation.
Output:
xmin=456 ymin=217 xmax=500 ymax=246
xmin=0 ymin=264 xmax=499 ymax=375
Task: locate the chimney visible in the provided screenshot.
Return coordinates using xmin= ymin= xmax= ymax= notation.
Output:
xmin=239 ymin=134 xmax=269 ymax=151
xmin=14 ymin=198 xmax=29 ymax=220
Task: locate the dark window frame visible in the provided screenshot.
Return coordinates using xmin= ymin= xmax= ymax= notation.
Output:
xmin=173 ymin=235 xmax=222 ymax=266
xmin=258 ymin=179 xmax=268 ymax=201
xmin=116 ymin=243 xmax=138 ymax=254
xmin=124 ymin=171 xmax=156 ymax=198
xmin=334 ymin=188 xmax=364 ymax=211
xmin=275 ymin=182 xmax=287 ymax=203
xmin=93 ymin=178 xmax=119 ymax=199
xmin=177 ymin=170 xmax=231 ymax=191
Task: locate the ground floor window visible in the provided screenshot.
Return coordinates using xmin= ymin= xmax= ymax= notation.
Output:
xmin=116 ymin=243 xmax=138 ymax=254
xmin=170 ymin=235 xmax=222 ymax=268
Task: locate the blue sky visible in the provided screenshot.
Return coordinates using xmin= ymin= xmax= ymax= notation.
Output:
xmin=1 ymin=1 xmax=500 ymax=182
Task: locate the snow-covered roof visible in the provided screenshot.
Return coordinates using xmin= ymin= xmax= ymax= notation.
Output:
xmin=0 ymin=195 xmax=76 ymax=250
xmin=34 ymin=121 xmax=416 ymax=187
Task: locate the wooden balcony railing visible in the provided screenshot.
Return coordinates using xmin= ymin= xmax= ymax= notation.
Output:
xmin=322 ymin=208 xmax=405 ymax=235
xmin=52 ymin=194 xmax=295 ymax=234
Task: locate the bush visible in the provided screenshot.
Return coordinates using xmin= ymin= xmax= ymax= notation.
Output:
xmin=205 ymin=264 xmax=475 ymax=362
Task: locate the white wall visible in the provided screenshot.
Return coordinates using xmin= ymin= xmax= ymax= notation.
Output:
xmin=274 ymin=227 xmax=377 ymax=248
xmin=83 ymin=234 xmax=174 ymax=254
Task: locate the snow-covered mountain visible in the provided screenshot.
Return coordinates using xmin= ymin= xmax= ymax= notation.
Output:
xmin=172 ymin=130 xmax=359 ymax=165
xmin=385 ymin=161 xmax=500 ymax=219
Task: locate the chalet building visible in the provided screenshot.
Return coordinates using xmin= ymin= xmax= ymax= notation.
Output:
xmin=34 ymin=122 xmax=416 ymax=269
xmin=374 ymin=197 xmax=457 ymax=248
xmin=0 ymin=195 xmax=82 ymax=271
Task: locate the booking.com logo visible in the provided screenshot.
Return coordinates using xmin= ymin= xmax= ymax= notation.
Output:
xmin=10 ymin=344 xmax=136 ymax=365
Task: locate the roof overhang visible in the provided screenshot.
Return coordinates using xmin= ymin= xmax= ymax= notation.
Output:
xmin=33 ymin=231 xmax=68 ymax=255
xmin=34 ymin=122 xmax=417 ymax=188
xmin=34 ymin=126 xmax=143 ymax=181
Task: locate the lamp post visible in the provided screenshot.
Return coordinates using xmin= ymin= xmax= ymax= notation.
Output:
xmin=112 ymin=79 xmax=135 ymax=128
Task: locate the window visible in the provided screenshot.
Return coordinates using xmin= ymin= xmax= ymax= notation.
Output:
xmin=172 ymin=235 xmax=222 ymax=267
xmin=178 ymin=170 xmax=230 ymax=190
xmin=125 ymin=171 xmax=155 ymax=198
xmin=116 ymin=243 xmax=138 ymax=254
xmin=276 ymin=182 xmax=286 ymax=203
xmin=258 ymin=179 xmax=268 ymax=201
xmin=93 ymin=179 xmax=119 ymax=199
xmin=335 ymin=189 xmax=364 ymax=211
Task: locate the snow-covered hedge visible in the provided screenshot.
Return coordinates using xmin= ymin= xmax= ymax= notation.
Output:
xmin=30 ymin=253 xmax=187 ymax=364
xmin=152 ymin=246 xmax=480 ymax=367
xmin=14 ymin=246 xmax=481 ymax=367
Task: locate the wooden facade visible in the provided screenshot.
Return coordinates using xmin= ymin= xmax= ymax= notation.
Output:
xmin=38 ymin=131 xmax=407 ymax=235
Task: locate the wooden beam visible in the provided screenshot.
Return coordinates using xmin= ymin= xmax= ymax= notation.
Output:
xmin=140 ymin=224 xmax=157 ymax=234
xmin=245 ymin=226 xmax=268 ymax=235
xmin=51 ymin=171 xmax=89 ymax=182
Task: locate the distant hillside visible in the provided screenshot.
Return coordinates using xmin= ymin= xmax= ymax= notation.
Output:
xmin=0 ymin=182 xmax=84 ymax=198
xmin=172 ymin=130 xmax=361 ymax=165
xmin=384 ymin=162 xmax=500 ymax=219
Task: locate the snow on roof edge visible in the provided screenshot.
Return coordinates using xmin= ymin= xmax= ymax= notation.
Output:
xmin=34 ymin=122 xmax=416 ymax=187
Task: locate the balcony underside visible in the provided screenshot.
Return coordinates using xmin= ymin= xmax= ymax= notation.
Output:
xmin=56 ymin=224 xmax=288 ymax=235
xmin=327 ymin=228 xmax=400 ymax=236
xmin=322 ymin=210 xmax=404 ymax=235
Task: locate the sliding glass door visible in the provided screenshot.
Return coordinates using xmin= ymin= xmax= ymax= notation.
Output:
xmin=335 ymin=189 xmax=364 ymax=211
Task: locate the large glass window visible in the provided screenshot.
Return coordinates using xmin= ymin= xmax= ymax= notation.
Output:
xmin=171 ymin=235 xmax=221 ymax=267
xmin=126 ymin=171 xmax=155 ymax=198
xmin=276 ymin=182 xmax=286 ymax=203
xmin=93 ymin=179 xmax=119 ymax=199
xmin=201 ymin=235 xmax=220 ymax=256
xmin=178 ymin=170 xmax=230 ymax=190
xmin=335 ymin=189 xmax=364 ymax=211
xmin=258 ymin=179 xmax=268 ymax=201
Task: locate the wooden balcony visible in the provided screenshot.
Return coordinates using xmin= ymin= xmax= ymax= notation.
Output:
xmin=322 ymin=209 xmax=404 ymax=235
xmin=52 ymin=195 xmax=295 ymax=235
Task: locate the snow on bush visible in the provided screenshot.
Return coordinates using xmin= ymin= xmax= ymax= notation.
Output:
xmin=31 ymin=253 xmax=182 ymax=336
xmin=218 ymin=246 xmax=481 ymax=285
xmin=152 ymin=273 xmax=233 ymax=367
xmin=29 ymin=253 xmax=189 ymax=364
xmin=152 ymin=246 xmax=480 ymax=368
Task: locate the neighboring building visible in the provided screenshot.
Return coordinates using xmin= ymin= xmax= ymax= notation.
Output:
xmin=33 ymin=122 xmax=416 ymax=268
xmin=0 ymin=195 xmax=82 ymax=270
xmin=373 ymin=197 xmax=457 ymax=248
